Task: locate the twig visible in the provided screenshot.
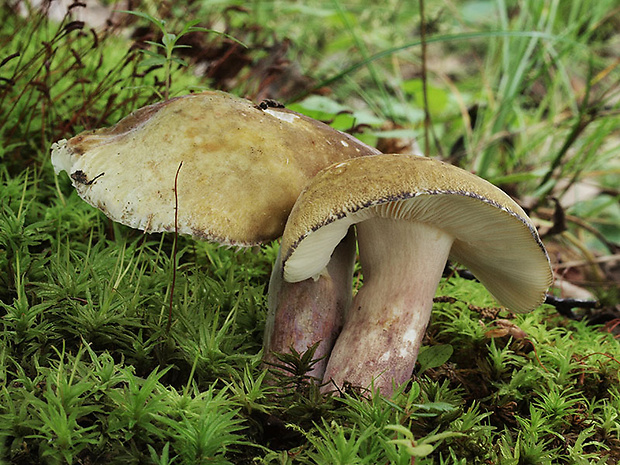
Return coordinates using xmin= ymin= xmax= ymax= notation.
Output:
xmin=537 ymin=205 xmax=619 ymax=254
xmin=525 ymin=339 xmax=549 ymax=373
xmin=419 ymin=0 xmax=430 ymax=157
xmin=544 ymin=294 xmax=599 ymax=318
xmin=553 ymin=254 xmax=620 ymax=270
xmin=167 ymin=161 xmax=183 ymax=334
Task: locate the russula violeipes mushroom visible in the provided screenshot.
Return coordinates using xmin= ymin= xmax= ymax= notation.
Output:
xmin=265 ymin=228 xmax=356 ymax=377
xmin=279 ymin=154 xmax=553 ymax=395
xmin=51 ymin=91 xmax=378 ymax=244
xmin=51 ymin=90 xmax=379 ymax=376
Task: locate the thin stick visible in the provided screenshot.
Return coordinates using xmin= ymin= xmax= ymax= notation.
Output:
xmin=525 ymin=339 xmax=549 ymax=373
xmin=553 ymin=254 xmax=620 ymax=270
xmin=419 ymin=0 xmax=430 ymax=157
xmin=167 ymin=161 xmax=183 ymax=334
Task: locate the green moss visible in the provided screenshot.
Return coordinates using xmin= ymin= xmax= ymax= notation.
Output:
xmin=1 ymin=1 xmax=619 ymax=463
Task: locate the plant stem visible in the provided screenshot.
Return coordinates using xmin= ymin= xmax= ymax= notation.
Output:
xmin=167 ymin=161 xmax=182 ymax=334
xmin=419 ymin=0 xmax=430 ymax=157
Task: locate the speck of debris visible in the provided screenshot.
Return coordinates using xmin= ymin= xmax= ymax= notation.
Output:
xmin=256 ymin=99 xmax=285 ymax=110
xmin=71 ymin=170 xmax=105 ymax=185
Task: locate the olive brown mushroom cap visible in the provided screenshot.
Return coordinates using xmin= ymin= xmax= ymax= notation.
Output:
xmin=51 ymin=91 xmax=379 ymax=246
xmin=281 ymin=154 xmax=553 ymax=312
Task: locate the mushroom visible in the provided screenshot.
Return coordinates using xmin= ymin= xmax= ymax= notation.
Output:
xmin=264 ymin=228 xmax=356 ymax=377
xmin=51 ymin=91 xmax=378 ymax=245
xmin=279 ymin=154 xmax=553 ymax=395
xmin=51 ymin=90 xmax=379 ymax=375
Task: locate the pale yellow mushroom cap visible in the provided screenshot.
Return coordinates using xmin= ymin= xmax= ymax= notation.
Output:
xmin=281 ymin=154 xmax=553 ymax=312
xmin=51 ymin=91 xmax=379 ymax=246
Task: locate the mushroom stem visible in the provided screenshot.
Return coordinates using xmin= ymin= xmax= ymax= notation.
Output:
xmin=322 ymin=218 xmax=453 ymax=395
xmin=264 ymin=228 xmax=356 ymax=379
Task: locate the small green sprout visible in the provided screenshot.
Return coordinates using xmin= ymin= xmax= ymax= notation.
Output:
xmin=123 ymin=11 xmax=246 ymax=99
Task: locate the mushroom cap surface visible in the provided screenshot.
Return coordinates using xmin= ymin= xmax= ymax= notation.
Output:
xmin=51 ymin=91 xmax=378 ymax=246
xmin=281 ymin=154 xmax=553 ymax=312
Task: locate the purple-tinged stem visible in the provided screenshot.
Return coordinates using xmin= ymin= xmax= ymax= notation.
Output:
xmin=322 ymin=219 xmax=453 ymax=396
xmin=264 ymin=229 xmax=356 ymax=379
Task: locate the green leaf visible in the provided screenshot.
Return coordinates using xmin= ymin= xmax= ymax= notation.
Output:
xmin=417 ymin=344 xmax=453 ymax=375
xmin=402 ymin=79 xmax=450 ymax=115
xmin=162 ymin=33 xmax=177 ymax=49
xmin=413 ymin=401 xmax=457 ymax=413
xmin=385 ymin=424 xmax=414 ymax=440
xmin=421 ymin=431 xmax=466 ymax=443
xmin=144 ymin=40 xmax=166 ymax=50
xmin=171 ymin=57 xmax=189 ymax=67
xmin=121 ymin=10 xmax=166 ymax=31
xmin=183 ymin=25 xmax=247 ymax=47
xmin=408 ymin=443 xmax=435 ymax=457
xmin=138 ymin=57 xmax=167 ymax=68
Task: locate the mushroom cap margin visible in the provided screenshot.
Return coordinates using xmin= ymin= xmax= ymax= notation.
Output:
xmin=281 ymin=154 xmax=553 ymax=312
